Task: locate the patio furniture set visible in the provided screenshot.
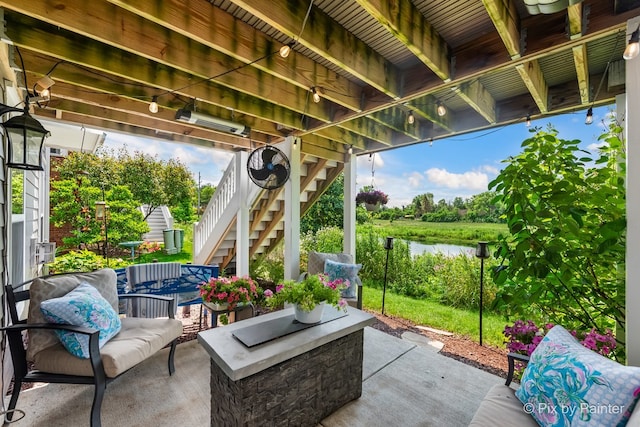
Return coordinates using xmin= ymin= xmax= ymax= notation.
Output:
xmin=5 ymin=255 xmax=638 ymax=426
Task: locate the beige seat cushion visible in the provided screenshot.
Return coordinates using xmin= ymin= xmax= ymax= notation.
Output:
xmin=27 ymin=269 xmax=119 ymax=361
xmin=307 ymin=252 xmax=353 ymax=275
xmin=469 ymin=384 xmax=538 ymax=427
xmin=33 ymin=317 xmax=183 ymax=378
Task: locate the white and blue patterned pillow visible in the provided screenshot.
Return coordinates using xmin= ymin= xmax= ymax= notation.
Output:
xmin=324 ymin=259 xmax=362 ymax=298
xmin=40 ymin=282 xmax=122 ymax=359
xmin=516 ymin=325 xmax=640 ymax=427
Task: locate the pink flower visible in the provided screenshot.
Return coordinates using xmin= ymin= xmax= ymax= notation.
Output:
xmin=264 ymin=289 xmax=273 ymax=298
xmin=276 ymin=284 xmax=284 ymax=293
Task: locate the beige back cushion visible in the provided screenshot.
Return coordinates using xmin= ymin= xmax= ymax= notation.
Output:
xmin=308 ymin=251 xmax=353 ymax=275
xmin=27 ymin=269 xmax=118 ymax=360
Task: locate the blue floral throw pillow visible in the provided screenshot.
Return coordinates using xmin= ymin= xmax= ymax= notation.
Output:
xmin=516 ymin=325 xmax=640 ymax=427
xmin=324 ymin=259 xmax=362 ymax=298
xmin=40 ymin=282 xmax=122 ymax=359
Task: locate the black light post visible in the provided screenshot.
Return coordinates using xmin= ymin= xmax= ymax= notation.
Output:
xmin=95 ymin=186 xmax=109 ymax=266
xmin=382 ymin=237 xmax=394 ymax=315
xmin=476 ymin=242 xmax=490 ymax=346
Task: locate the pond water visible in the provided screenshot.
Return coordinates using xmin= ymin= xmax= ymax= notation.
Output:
xmin=407 ymin=241 xmax=474 ymax=257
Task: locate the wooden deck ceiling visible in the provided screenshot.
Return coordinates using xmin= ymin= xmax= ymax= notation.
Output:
xmin=1 ymin=0 xmax=638 ymax=161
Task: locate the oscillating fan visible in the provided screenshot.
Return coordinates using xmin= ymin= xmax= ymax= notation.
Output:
xmin=247 ymin=145 xmax=291 ymax=190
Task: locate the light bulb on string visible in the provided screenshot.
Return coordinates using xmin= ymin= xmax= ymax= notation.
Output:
xmin=624 ymin=26 xmax=640 ymax=60
xmin=149 ymin=96 xmax=159 ymax=114
xmin=311 ymin=87 xmax=321 ymax=103
xmin=279 ymin=43 xmax=292 ymax=58
xmin=585 ymin=107 xmax=593 ymax=125
xmin=407 ymin=111 xmax=415 ymax=124
xmin=525 ymin=115 xmax=531 ymax=127
xmin=437 ymin=101 xmax=446 ymax=117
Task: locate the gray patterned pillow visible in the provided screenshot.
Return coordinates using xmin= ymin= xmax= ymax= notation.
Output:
xmin=27 ymin=269 xmax=118 ymax=360
xmin=307 ymin=251 xmax=353 ymax=275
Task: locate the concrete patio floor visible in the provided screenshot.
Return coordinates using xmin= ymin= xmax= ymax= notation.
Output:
xmin=4 ymin=327 xmax=505 ymax=426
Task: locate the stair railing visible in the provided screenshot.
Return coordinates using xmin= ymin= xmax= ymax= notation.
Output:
xmin=193 ymin=153 xmax=241 ymax=264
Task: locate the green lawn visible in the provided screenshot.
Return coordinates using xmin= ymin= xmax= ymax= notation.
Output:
xmin=362 ymin=285 xmax=507 ymax=348
xmin=369 ymin=220 xmax=507 ymax=246
xmin=135 ymin=224 xmax=193 ymax=264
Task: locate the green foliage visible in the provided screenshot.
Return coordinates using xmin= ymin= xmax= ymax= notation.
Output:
xmin=489 ymin=125 xmax=626 ymax=339
xmin=301 ymin=174 xmax=345 ymax=233
xmin=250 ymin=247 xmax=285 ymax=283
xmin=197 ymin=184 xmax=216 ymax=213
xmin=362 ymin=285 xmax=506 ymax=347
xmin=50 ymin=177 xmax=149 ymax=251
xmin=48 ymin=250 xmax=129 ymax=274
xmin=264 ymin=274 xmax=346 ymax=311
xmin=11 ymin=170 xmax=23 ymax=214
xmin=370 ymin=220 xmax=505 ymax=246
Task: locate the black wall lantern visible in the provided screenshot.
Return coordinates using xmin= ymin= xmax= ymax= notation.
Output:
xmin=0 ymin=102 xmax=50 ymax=171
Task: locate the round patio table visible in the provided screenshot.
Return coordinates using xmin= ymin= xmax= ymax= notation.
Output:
xmin=118 ymin=240 xmax=144 ymax=262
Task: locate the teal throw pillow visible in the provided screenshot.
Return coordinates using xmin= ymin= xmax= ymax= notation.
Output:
xmin=40 ymin=282 xmax=122 ymax=359
xmin=515 ymin=325 xmax=640 ymax=427
xmin=324 ymin=258 xmax=362 ymax=299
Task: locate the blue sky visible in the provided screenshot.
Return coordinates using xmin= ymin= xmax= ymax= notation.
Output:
xmin=101 ymin=105 xmax=614 ymax=208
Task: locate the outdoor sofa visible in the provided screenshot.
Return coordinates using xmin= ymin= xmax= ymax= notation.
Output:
xmin=470 ymin=325 xmax=640 ymax=426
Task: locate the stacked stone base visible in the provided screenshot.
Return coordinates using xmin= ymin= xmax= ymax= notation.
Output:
xmin=210 ymin=329 xmax=364 ymax=426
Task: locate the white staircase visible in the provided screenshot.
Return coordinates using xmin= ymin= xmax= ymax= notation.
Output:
xmin=140 ymin=205 xmax=173 ymax=242
xmin=193 ymin=148 xmax=343 ymax=271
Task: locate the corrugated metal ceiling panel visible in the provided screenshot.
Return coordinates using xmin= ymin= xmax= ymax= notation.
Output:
xmin=413 ymin=0 xmax=496 ymax=48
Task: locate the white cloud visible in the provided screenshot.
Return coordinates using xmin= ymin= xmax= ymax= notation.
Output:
xmin=424 ymin=168 xmax=489 ymax=191
xmin=406 ymin=171 xmax=423 ymax=188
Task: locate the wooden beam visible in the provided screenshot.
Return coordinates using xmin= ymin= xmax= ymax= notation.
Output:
xmin=367 ymin=108 xmax=426 ymax=140
xmin=42 ymin=98 xmax=260 ymax=148
xmin=406 ymin=95 xmax=453 ymax=132
xmin=35 ymin=109 xmax=245 ymax=151
xmin=515 ymin=60 xmax=548 ymax=113
xmin=452 ymin=80 xmax=497 ymax=124
xmin=572 ymin=44 xmax=590 ymax=104
xmin=299 ymin=141 xmax=345 ymax=163
xmin=228 ymin=0 xmax=402 ymax=99
xmin=32 ymin=73 xmax=287 ymax=138
xmin=106 ymin=0 xmax=363 ymax=112
xmin=482 ymin=0 xmax=521 ymax=59
xmin=0 ymin=3 xmax=335 ymax=124
xmin=353 ymin=0 xmax=450 ymax=81
xmin=6 ymin=17 xmax=307 ymax=133
xmin=567 ymin=2 xmax=583 ymax=40
xmin=337 ymin=117 xmax=394 ymax=146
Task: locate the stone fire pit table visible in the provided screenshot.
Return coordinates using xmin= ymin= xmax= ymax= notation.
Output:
xmin=197 ymin=306 xmax=375 ymax=426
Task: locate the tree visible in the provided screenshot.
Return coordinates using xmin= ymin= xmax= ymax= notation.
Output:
xmin=302 ymin=174 xmax=345 ymax=233
xmin=489 ymin=125 xmax=625 ymax=345
xmin=198 ymin=184 xmax=216 ymax=212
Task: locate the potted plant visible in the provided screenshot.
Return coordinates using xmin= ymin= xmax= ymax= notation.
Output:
xmin=355 ymin=188 xmax=389 ymax=211
xmin=199 ymin=275 xmax=260 ymax=313
xmin=263 ymin=274 xmax=348 ymax=323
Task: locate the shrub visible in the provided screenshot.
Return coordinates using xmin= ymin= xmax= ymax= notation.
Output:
xmin=48 ymin=250 xmax=129 ymax=274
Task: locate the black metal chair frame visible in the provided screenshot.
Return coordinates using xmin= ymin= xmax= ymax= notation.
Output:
xmin=2 ymin=277 xmax=178 ymax=427
xmin=505 ymin=352 xmax=530 ymax=386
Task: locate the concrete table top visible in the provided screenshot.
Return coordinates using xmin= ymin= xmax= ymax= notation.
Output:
xmin=197 ymin=306 xmax=375 ymax=381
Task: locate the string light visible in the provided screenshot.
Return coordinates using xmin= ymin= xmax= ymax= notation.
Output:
xmin=624 ymin=25 xmax=640 ymax=60
xmin=149 ymin=95 xmax=159 ymax=113
xmin=585 ymin=107 xmax=593 ymax=125
xmin=279 ymin=1 xmax=313 ymax=59
xmin=279 ymin=43 xmax=292 ymax=58
xmin=311 ymin=87 xmax=321 ymax=103
xmin=525 ymin=114 xmax=531 ymax=127
xmin=437 ymin=101 xmax=446 ymax=117
xmin=407 ymin=111 xmax=415 ymax=124
xmin=348 ymin=144 xmax=353 ymax=155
